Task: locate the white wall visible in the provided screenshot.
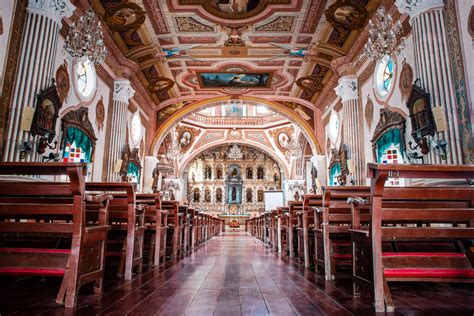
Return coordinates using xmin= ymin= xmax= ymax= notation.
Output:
xmin=0 ymin=0 xmax=16 ymax=94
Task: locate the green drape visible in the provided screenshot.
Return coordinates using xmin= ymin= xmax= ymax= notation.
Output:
xmin=376 ymin=129 xmax=404 ymax=163
xmin=329 ymin=163 xmax=341 ymax=186
xmin=64 ymin=127 xmax=92 ymax=162
xmin=127 ymin=162 xmax=140 ymax=183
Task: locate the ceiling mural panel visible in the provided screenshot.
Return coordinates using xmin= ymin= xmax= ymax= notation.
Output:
xmin=91 ymin=0 xmax=380 ymax=143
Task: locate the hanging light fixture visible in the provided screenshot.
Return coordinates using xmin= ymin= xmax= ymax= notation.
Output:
xmin=228 ymin=144 xmax=243 ymax=160
xmin=285 ymin=138 xmax=302 ymax=160
xmin=64 ymin=9 xmax=107 ymax=64
xmin=364 ymin=7 xmax=406 ymax=61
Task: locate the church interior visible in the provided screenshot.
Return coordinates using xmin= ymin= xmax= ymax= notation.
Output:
xmin=0 ymin=0 xmax=473 ymax=314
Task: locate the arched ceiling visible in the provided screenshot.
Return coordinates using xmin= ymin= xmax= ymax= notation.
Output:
xmin=88 ymin=0 xmax=382 ymax=153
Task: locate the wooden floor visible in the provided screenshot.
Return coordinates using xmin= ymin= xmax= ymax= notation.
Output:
xmin=1 ymin=231 xmax=473 ymax=315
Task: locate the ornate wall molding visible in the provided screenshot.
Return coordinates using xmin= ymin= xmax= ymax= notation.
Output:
xmin=395 ymin=0 xmax=444 ymax=19
xmin=334 ymin=76 xmax=358 ymax=103
xmin=113 ymin=80 xmax=135 ymax=103
xmin=27 ymin=0 xmax=75 ymax=24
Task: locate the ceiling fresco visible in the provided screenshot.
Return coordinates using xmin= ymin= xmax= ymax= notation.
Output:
xmin=91 ymin=0 xmax=381 ymax=132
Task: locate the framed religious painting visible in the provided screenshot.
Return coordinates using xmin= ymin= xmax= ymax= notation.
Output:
xmin=31 ymin=83 xmax=62 ymax=142
xmin=406 ymin=80 xmax=435 ymax=139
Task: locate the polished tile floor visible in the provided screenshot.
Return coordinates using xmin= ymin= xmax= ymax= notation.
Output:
xmin=1 ymin=231 xmax=473 ymax=315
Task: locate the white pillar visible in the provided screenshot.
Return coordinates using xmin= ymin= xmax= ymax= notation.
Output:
xmin=396 ymin=0 xmax=463 ymax=164
xmin=335 ymin=76 xmax=365 ymax=185
xmin=4 ymin=0 xmax=75 ymax=161
xmin=105 ymin=79 xmax=135 ymax=181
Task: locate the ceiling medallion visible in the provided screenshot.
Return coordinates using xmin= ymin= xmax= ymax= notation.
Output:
xmin=228 ymin=144 xmax=243 ymax=160
xmin=364 ymin=7 xmax=406 ymax=61
xmin=296 ymin=76 xmax=324 ymax=93
xmin=325 ymin=0 xmax=368 ymax=30
xmin=64 ymin=9 xmax=107 ymax=64
xmin=103 ymin=3 xmax=146 ymax=32
xmin=202 ymin=0 xmax=268 ymax=20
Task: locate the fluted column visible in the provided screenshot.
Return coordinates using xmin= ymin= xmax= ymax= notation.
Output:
xmin=105 ymin=79 xmax=135 ymax=181
xmin=396 ymin=0 xmax=463 ymax=164
xmin=335 ymin=76 xmax=365 ymax=185
xmin=3 ymin=0 xmax=75 ymax=161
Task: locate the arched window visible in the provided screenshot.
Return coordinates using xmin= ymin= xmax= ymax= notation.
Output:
xmin=246 ymin=189 xmax=253 ymax=203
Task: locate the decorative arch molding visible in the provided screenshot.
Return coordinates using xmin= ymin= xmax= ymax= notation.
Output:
xmin=151 ymin=96 xmax=322 ymax=157
xmin=177 ymin=140 xmax=290 ymax=180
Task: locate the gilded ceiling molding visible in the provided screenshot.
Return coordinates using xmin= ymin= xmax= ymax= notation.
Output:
xmin=300 ymin=0 xmax=328 ymax=33
xmin=254 ymin=16 xmax=295 ymax=32
xmin=143 ymin=0 xmax=170 ymax=34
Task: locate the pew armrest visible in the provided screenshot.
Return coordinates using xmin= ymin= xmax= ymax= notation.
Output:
xmin=85 ymin=193 xmax=113 ymax=203
xmin=347 ymin=197 xmax=369 ymax=205
xmin=349 ymin=228 xmax=369 ymax=237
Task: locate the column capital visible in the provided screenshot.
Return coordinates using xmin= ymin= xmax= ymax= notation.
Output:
xmin=113 ymin=79 xmax=135 ymax=103
xmin=334 ymin=76 xmax=358 ymax=103
xmin=395 ymin=0 xmax=444 ymax=19
xmin=28 ymin=0 xmax=75 ymax=24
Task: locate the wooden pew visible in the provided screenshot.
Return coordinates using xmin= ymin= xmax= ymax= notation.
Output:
xmin=178 ymin=205 xmax=188 ymax=258
xmin=292 ymin=201 xmax=305 ymax=263
xmin=277 ymin=206 xmax=289 ymax=254
xmin=134 ymin=193 xmax=164 ymax=266
xmin=0 ymin=162 xmax=110 ymax=308
xmin=270 ymin=209 xmax=278 ymax=250
xmin=161 ymin=201 xmax=179 ymax=260
xmin=287 ymin=201 xmax=301 ymax=259
xmin=85 ymin=183 xmax=144 ymax=280
xmin=350 ymin=164 xmax=474 ymax=312
xmin=302 ymin=195 xmax=322 ymax=268
xmin=312 ymin=187 xmax=371 ymax=279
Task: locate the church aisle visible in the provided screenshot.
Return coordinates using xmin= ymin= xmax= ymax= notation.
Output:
xmin=1 ymin=231 xmax=474 ymax=315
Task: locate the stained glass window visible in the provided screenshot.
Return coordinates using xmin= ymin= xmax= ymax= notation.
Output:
xmin=63 ymin=142 xmax=87 ymax=163
xmin=375 ymin=55 xmax=395 ymax=98
xmin=75 ymin=58 xmax=96 ymax=100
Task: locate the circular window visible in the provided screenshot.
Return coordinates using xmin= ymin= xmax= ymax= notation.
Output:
xmin=328 ymin=111 xmax=340 ymax=144
xmin=130 ymin=112 xmax=142 ymax=146
xmin=75 ymin=58 xmax=97 ymax=100
xmin=374 ymin=55 xmax=395 ymax=99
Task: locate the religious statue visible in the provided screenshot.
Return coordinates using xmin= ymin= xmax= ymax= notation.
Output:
xmin=311 ymin=165 xmax=318 ymax=193
xmin=152 ymin=163 xmax=160 ymax=192
xmin=217 ymin=168 xmax=222 ymax=179
xmin=273 ymin=172 xmax=279 ymax=182
xmin=231 ymin=168 xmax=238 ymax=177
xmin=294 ymin=191 xmax=300 ymax=201
xmin=231 ymin=187 xmax=237 ymax=202
xmin=246 ymin=189 xmax=252 ymax=203
xmin=205 ymin=189 xmax=211 ymax=202
xmin=216 ymin=189 xmax=222 ymax=203
xmin=205 ymin=167 xmax=212 ymax=179
xmin=193 ymin=189 xmax=200 ymax=202
xmin=246 ymin=167 xmax=253 ymax=179
xmin=191 ymin=172 xmax=195 ymax=182
xmin=257 ymin=167 xmax=264 ymax=179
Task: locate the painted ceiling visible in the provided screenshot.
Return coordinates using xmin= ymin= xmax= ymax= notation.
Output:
xmin=90 ymin=0 xmax=381 ymax=132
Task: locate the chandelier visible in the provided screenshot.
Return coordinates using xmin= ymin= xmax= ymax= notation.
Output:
xmin=364 ymin=7 xmax=406 ymax=61
xmin=285 ymin=138 xmax=303 ymax=160
xmin=228 ymin=145 xmax=243 ymax=160
xmin=64 ymin=9 xmax=107 ymax=64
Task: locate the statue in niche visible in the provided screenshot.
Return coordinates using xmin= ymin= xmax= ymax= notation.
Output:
xmin=216 ymin=189 xmax=222 ymax=203
xmin=246 ymin=167 xmax=253 ymax=179
xmin=205 ymin=166 xmax=212 ymax=179
xmin=257 ymin=190 xmax=264 ymax=202
xmin=294 ymin=191 xmax=300 ymax=201
xmin=231 ymin=168 xmax=238 ymax=177
xmin=217 ymin=168 xmax=222 ymax=179
xmin=231 ymin=187 xmax=237 ymax=202
xmin=311 ymin=165 xmax=318 ymax=193
xmin=257 ymin=166 xmax=264 ymax=179
xmin=191 ymin=172 xmax=195 ymax=182
xmin=273 ymin=172 xmax=279 ymax=182
xmin=193 ymin=188 xmax=200 ymax=202
xmin=204 ymin=189 xmax=211 ymax=202
xmin=246 ymin=189 xmax=252 ymax=203
xmin=170 ymin=191 xmax=175 ymax=200
xmin=152 ymin=163 xmax=160 ymax=192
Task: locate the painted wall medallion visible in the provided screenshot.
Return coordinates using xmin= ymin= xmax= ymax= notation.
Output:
xmin=55 ymin=63 xmax=70 ymax=103
xmin=179 ymin=130 xmax=192 ymax=149
xmin=95 ymin=96 xmax=105 ymax=132
xmin=365 ymin=97 xmax=374 ymax=129
xmin=278 ymin=131 xmax=290 ymax=149
xmin=325 ymin=0 xmax=368 ymax=30
xmin=399 ymin=61 xmax=414 ymax=101
xmin=104 ymin=3 xmax=146 ymax=32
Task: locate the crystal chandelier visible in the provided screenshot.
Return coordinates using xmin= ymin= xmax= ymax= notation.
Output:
xmin=285 ymin=139 xmax=303 ymax=160
xmin=228 ymin=145 xmax=243 ymax=160
xmin=364 ymin=7 xmax=406 ymax=61
xmin=64 ymin=9 xmax=107 ymax=64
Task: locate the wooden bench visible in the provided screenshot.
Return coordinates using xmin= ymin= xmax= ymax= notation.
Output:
xmin=302 ymin=194 xmax=322 ymax=268
xmin=292 ymin=201 xmax=305 ymax=263
xmin=313 ymin=187 xmax=371 ymax=280
xmin=277 ymin=206 xmax=289 ymax=253
xmin=85 ymin=183 xmax=144 ymax=280
xmin=134 ymin=193 xmax=164 ymax=266
xmin=162 ymin=200 xmax=179 ymax=260
xmin=287 ymin=201 xmax=300 ymax=259
xmin=350 ymin=164 xmax=474 ymax=312
xmin=0 ymin=162 xmax=110 ymax=308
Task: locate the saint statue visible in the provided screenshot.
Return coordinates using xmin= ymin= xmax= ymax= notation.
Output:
xmin=294 ymin=191 xmax=300 ymax=201
xmin=231 ymin=187 xmax=237 ymax=202
xmin=311 ymin=165 xmax=318 ymax=193
xmin=152 ymin=163 xmax=160 ymax=192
